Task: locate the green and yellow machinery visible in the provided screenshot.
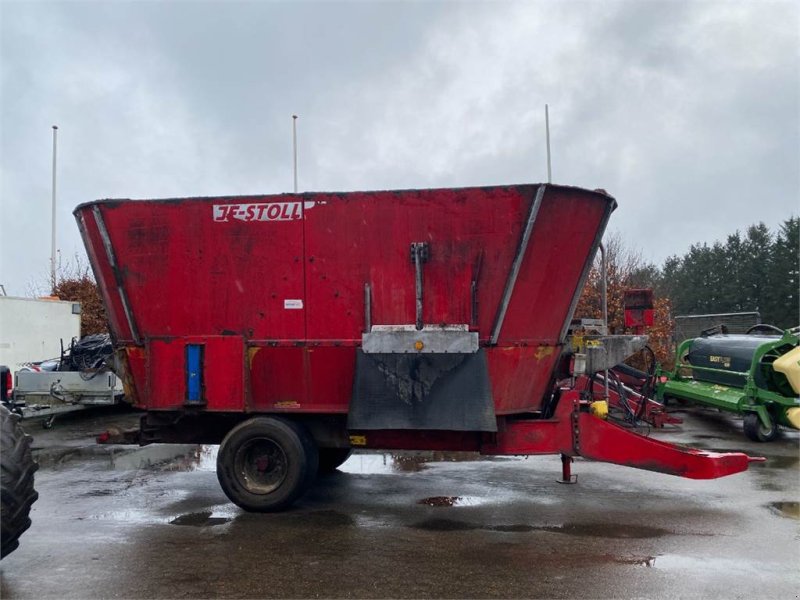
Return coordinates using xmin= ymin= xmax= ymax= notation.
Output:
xmin=657 ymin=326 xmax=800 ymax=442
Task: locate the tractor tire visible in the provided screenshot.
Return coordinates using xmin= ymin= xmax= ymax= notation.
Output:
xmin=318 ymin=448 xmax=352 ymax=474
xmin=743 ymin=412 xmax=780 ymax=443
xmin=216 ymin=416 xmax=318 ymax=512
xmin=1 ymin=404 xmax=38 ymax=559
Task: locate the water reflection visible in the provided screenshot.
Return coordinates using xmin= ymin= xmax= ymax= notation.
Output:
xmin=339 ymin=450 xmax=509 ymax=474
xmin=768 ymin=501 xmax=800 ymax=519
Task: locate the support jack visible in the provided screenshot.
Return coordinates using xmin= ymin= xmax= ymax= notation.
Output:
xmin=557 ymin=453 xmax=577 ymax=484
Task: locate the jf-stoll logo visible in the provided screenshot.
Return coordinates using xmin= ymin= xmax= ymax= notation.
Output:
xmin=213 ymin=202 xmax=302 ymax=223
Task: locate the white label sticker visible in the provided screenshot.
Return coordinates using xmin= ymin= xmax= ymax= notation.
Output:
xmin=213 ymin=202 xmax=302 ymax=222
xmin=284 ymin=299 xmax=304 ymax=310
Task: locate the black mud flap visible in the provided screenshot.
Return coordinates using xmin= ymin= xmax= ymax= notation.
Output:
xmin=348 ymin=349 xmax=496 ymax=432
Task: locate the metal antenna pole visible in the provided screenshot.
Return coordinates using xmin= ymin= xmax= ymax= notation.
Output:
xmin=545 ymin=104 xmax=552 ymax=183
xmin=600 ymin=243 xmax=608 ymax=332
xmin=292 ymin=115 xmax=298 ymax=193
xmin=600 ymin=241 xmax=609 ymax=398
xmin=51 ymin=125 xmax=58 ymax=291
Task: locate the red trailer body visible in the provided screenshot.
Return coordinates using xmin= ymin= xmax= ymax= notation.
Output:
xmin=75 ymin=183 xmax=758 ymax=511
xmin=77 ymin=184 xmax=604 ymax=415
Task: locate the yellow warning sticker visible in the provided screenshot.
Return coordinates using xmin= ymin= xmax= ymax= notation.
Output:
xmin=535 ymin=345 xmax=555 ymax=360
xmin=349 ymin=435 xmax=367 ymax=446
xmin=274 ymin=400 xmax=300 ymax=408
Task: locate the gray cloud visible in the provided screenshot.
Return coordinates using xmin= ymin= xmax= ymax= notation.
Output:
xmin=1 ymin=0 xmax=797 ymax=296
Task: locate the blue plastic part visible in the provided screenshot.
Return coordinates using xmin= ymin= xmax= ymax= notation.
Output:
xmin=186 ymin=344 xmax=203 ymax=403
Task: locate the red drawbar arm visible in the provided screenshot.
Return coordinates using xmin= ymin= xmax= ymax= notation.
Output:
xmin=482 ymin=390 xmax=763 ymax=479
xmin=575 ymin=411 xmax=763 ymax=479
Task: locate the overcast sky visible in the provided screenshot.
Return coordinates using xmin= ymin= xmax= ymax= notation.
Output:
xmin=1 ymin=0 xmax=797 ymax=296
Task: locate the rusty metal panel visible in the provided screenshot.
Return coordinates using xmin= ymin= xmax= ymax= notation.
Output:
xmin=94 ymin=198 xmax=306 ymax=340
xmin=201 ymin=336 xmax=245 ymax=411
xmin=303 ymin=187 xmax=527 ymax=341
xmin=496 ymin=189 xmax=611 ymax=346
xmin=123 ymin=346 xmax=146 ymax=407
xmin=304 ymin=347 xmax=356 ymax=413
xmin=249 ymin=346 xmax=306 ymax=411
xmin=147 ymin=336 xmax=244 ymax=411
xmin=486 ymin=345 xmax=561 ymax=414
xmin=248 ymin=345 xmax=355 ymax=414
xmin=74 ymin=184 xmax=614 ymax=416
xmin=147 ymin=339 xmax=185 ymax=410
xmin=77 ymin=209 xmax=134 ymax=342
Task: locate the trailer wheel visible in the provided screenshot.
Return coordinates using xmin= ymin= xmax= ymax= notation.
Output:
xmin=216 ymin=417 xmax=318 ymax=512
xmin=1 ymin=404 xmax=38 ymax=559
xmin=743 ymin=412 xmax=780 ymax=443
xmin=318 ymin=448 xmax=352 ymax=474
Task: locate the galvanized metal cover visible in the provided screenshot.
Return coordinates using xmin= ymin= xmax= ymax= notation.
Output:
xmin=362 ymin=325 xmax=478 ymax=354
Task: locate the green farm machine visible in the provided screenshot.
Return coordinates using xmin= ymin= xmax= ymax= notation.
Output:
xmin=657 ymin=326 xmax=800 ymax=442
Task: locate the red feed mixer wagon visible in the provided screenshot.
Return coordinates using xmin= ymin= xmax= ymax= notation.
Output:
xmin=74 ymin=183 xmax=759 ymax=511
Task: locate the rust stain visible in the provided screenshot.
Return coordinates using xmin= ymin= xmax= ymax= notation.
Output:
xmin=126 ymin=346 xmax=145 ymax=359
xmin=121 ymin=347 xmax=144 ymax=404
xmin=274 ymin=400 xmax=300 ymax=408
xmin=247 ymin=347 xmax=260 ymax=368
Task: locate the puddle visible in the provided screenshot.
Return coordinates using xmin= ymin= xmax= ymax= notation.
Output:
xmin=760 ymin=455 xmax=800 ymax=470
xmin=489 ymin=524 xmax=536 ymax=533
xmin=34 ymin=443 xmax=217 ymax=472
xmin=293 ymin=510 xmax=355 ymax=527
xmin=540 ymin=522 xmax=670 ymax=538
xmin=615 ymin=556 xmax=657 ymax=567
xmin=417 ymin=496 xmax=484 ymax=507
xmin=679 ymin=441 xmax=731 ymax=453
xmin=34 ymin=447 xmax=101 ymax=469
xmin=86 ymin=509 xmax=172 ymax=525
xmin=159 ymin=445 xmax=217 ymax=472
xmin=649 ymin=554 xmax=786 ymax=575
xmin=339 ymin=454 xmax=399 ymax=474
xmin=170 ymin=511 xmax=231 ymax=527
xmin=419 ymin=496 xmax=461 ymax=507
xmin=89 ymin=503 xmax=238 ymax=526
xmin=40 ymin=446 xmax=515 ymax=476
xmin=767 ymin=501 xmax=800 ymax=519
xmin=390 ymin=455 xmax=432 ymax=472
xmin=412 ymin=518 xmax=479 ymax=532
xmin=756 ymin=481 xmax=783 ymax=492
xmin=353 ymin=514 xmax=391 ymax=529
xmin=410 ymin=519 xmax=670 ymax=538
xmin=339 ymin=451 xmax=503 ymax=474
xmin=110 ymin=445 xmax=203 ymax=471
xmin=78 ymin=489 xmax=116 ymax=498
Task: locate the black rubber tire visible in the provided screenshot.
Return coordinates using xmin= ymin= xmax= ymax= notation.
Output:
xmin=318 ymin=448 xmax=352 ymax=474
xmin=1 ymin=404 xmax=38 ymax=559
xmin=743 ymin=412 xmax=780 ymax=443
xmin=216 ymin=417 xmax=318 ymax=512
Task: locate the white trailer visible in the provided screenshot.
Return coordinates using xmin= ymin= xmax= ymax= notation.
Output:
xmin=0 ymin=296 xmax=122 ymax=426
xmin=0 ymin=296 xmax=81 ymax=368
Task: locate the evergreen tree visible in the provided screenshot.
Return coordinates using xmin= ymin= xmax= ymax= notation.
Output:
xmin=765 ymin=217 xmax=799 ymax=327
xmin=658 ymin=217 xmax=798 ymax=328
xmin=740 ymin=223 xmax=773 ymax=316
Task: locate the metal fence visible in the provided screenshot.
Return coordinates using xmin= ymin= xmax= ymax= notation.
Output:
xmin=674 ymin=312 xmax=761 ymax=342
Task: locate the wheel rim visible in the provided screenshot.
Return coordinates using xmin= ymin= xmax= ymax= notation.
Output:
xmin=759 ymin=420 xmax=775 ymax=437
xmin=233 ymin=438 xmax=288 ymax=494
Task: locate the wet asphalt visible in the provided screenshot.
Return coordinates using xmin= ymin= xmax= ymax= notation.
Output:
xmin=0 ymin=406 xmax=798 ymax=599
